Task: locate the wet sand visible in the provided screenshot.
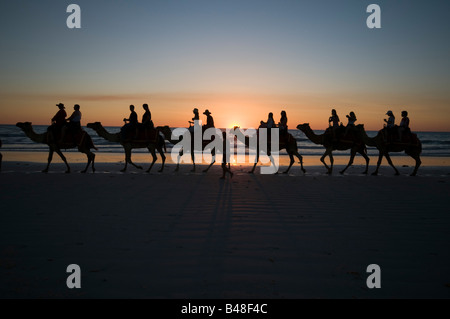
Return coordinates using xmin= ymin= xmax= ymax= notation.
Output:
xmin=0 ymin=161 xmax=449 ymax=298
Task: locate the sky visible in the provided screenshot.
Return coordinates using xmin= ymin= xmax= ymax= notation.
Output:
xmin=0 ymin=0 xmax=449 ymax=131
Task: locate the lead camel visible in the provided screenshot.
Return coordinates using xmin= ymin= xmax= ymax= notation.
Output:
xmin=16 ymin=122 xmax=96 ymax=173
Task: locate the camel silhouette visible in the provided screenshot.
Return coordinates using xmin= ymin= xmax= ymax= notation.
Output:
xmin=296 ymin=123 xmax=369 ymax=175
xmin=87 ymin=122 xmax=166 ymax=173
xmin=158 ymin=125 xmax=217 ymax=173
xmin=233 ymin=126 xmax=305 ymax=174
xmin=355 ymin=124 xmax=422 ymax=176
xmin=16 ymin=122 xmax=96 ymax=173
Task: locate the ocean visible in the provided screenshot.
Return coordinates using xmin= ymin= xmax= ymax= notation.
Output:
xmin=1 ymin=124 xmax=450 ymax=158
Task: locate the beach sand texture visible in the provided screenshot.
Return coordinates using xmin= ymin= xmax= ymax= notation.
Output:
xmin=0 ymin=162 xmax=449 ymax=298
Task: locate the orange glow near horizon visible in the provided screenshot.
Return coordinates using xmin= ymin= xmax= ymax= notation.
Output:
xmin=1 ymin=91 xmax=449 ymax=132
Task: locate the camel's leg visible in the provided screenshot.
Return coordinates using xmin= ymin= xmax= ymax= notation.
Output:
xmin=80 ymin=149 xmax=93 ymax=173
xmin=121 ymin=149 xmax=129 ymax=172
xmin=372 ymin=152 xmax=383 ymax=176
xmin=284 ymin=153 xmax=294 ymax=174
xmin=249 ymin=152 xmax=259 ymax=174
xmin=55 ymin=149 xmax=70 ymax=173
xmin=146 ymin=147 xmax=157 ymax=173
xmin=42 ymin=149 xmax=54 ymax=173
xmin=122 ymin=148 xmax=142 ymax=172
xmin=294 ymin=150 xmax=306 ymax=173
xmin=203 ymin=159 xmax=215 ymax=173
xmin=203 ymin=149 xmax=215 ymax=173
xmin=384 ymin=153 xmax=400 ymax=175
xmin=340 ymin=149 xmax=356 ymax=174
xmin=360 ymin=149 xmax=370 ymax=174
xmin=91 ymin=152 xmax=96 ymax=172
xmin=158 ymin=147 xmax=166 ymax=172
xmin=406 ymin=150 xmax=421 ymax=176
xmin=320 ymin=150 xmax=332 ymax=174
xmin=328 ymin=151 xmax=334 ymax=174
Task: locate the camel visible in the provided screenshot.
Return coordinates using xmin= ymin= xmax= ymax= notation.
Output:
xmin=87 ymin=122 xmax=166 ymax=173
xmin=233 ymin=126 xmax=306 ymax=174
xmin=16 ymin=122 xmax=96 ymax=173
xmin=354 ymin=124 xmax=422 ymax=176
xmin=296 ymin=123 xmax=369 ymax=175
xmin=157 ymin=125 xmax=217 ymax=172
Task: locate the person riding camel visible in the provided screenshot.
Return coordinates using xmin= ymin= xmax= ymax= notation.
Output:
xmin=121 ymin=105 xmax=138 ymax=140
xmin=278 ymin=110 xmax=288 ymax=136
xmin=141 ymin=103 xmax=154 ymax=129
xmin=398 ymin=110 xmax=410 ymax=141
xmin=47 ymin=103 xmax=67 ymax=142
xmin=383 ymin=110 xmax=396 ymax=142
xmin=203 ymin=109 xmax=215 ymax=130
xmin=344 ymin=111 xmax=357 ymax=136
xmin=328 ymin=109 xmax=340 ymax=141
xmin=188 ymin=108 xmax=200 ymax=133
xmin=60 ymin=104 xmax=82 ymax=144
xmin=260 ymin=112 xmax=275 ymax=129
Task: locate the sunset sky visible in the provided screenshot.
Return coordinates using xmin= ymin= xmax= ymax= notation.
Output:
xmin=1 ymin=0 xmax=449 ymax=131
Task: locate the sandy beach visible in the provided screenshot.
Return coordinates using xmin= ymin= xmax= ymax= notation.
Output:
xmin=0 ymin=159 xmax=449 ymax=299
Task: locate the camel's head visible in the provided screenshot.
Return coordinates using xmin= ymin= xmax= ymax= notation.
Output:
xmin=296 ymin=123 xmax=310 ymax=132
xmin=86 ymin=122 xmax=101 ymax=130
xmin=16 ymin=122 xmax=32 ymax=130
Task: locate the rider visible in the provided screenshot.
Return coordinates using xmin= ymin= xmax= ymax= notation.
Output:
xmin=278 ymin=110 xmax=288 ymax=136
xmin=48 ymin=103 xmax=67 ymax=140
xmin=383 ymin=110 xmax=396 ymax=142
xmin=344 ymin=111 xmax=357 ymax=136
xmin=121 ymin=105 xmax=138 ymax=140
xmin=260 ymin=112 xmax=275 ymax=128
xmin=60 ymin=104 xmax=82 ymax=144
xmin=328 ymin=109 xmax=340 ymax=141
xmin=142 ymin=103 xmax=154 ymax=129
xmin=398 ymin=110 xmax=410 ymax=141
xmin=188 ymin=108 xmax=200 ymax=133
xmin=203 ymin=109 xmax=215 ymax=130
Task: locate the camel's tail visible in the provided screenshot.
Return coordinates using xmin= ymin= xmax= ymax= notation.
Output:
xmin=85 ymin=133 xmax=98 ymax=151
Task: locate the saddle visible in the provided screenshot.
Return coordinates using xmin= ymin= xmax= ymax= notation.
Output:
xmin=381 ymin=127 xmax=416 ymax=145
xmin=124 ymin=127 xmax=158 ymax=142
xmin=48 ymin=127 xmax=86 ymax=147
xmin=325 ymin=125 xmax=358 ymax=144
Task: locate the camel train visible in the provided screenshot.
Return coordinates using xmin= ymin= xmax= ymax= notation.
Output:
xmin=13 ymin=112 xmax=422 ymax=176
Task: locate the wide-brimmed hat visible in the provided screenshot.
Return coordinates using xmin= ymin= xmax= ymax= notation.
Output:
xmin=386 ymin=110 xmax=393 ymax=115
xmin=56 ymin=103 xmax=65 ymax=109
xmin=203 ymin=109 xmax=211 ymax=115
